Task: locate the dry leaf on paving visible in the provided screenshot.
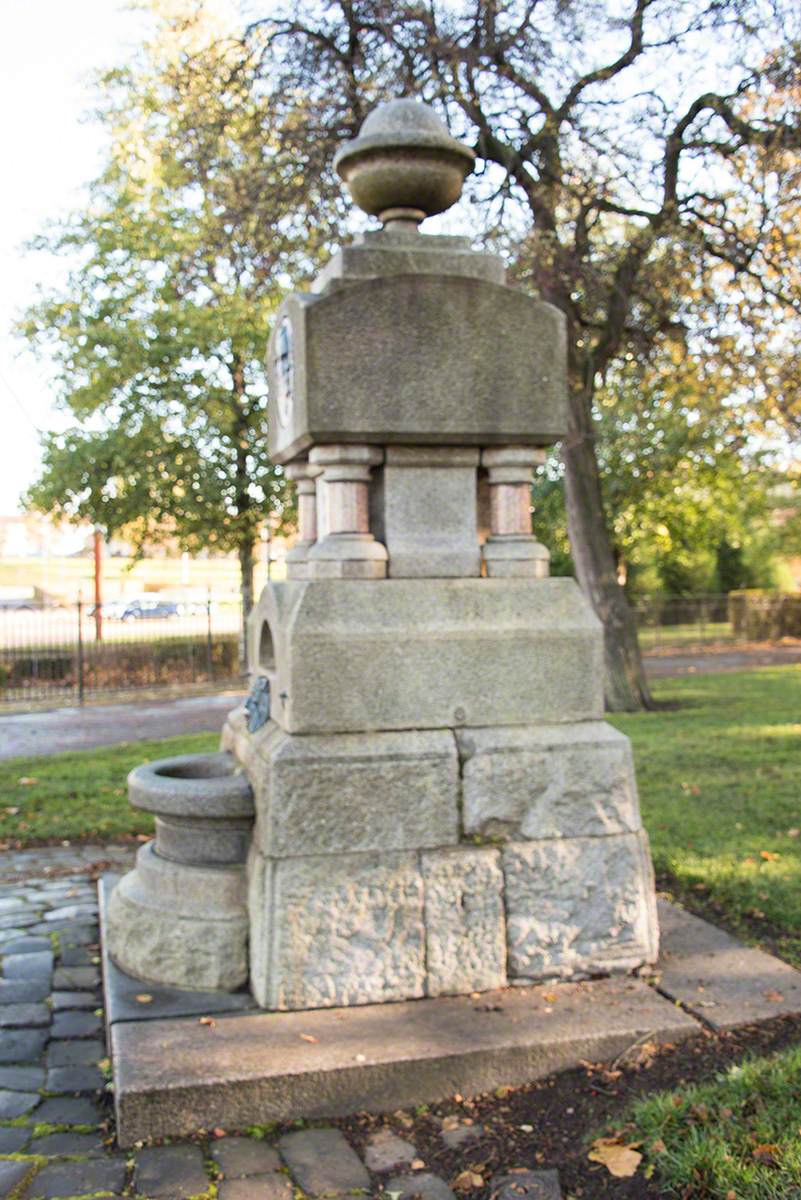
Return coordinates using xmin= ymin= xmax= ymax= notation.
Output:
xmin=199 ymin=1016 xmax=216 ymax=1027
xmin=453 ymin=1170 xmax=484 ymax=1191
xmin=763 ymin=989 xmax=784 ymax=1003
xmin=588 ymin=1137 xmax=642 ymax=1178
xmin=299 ymin=1033 xmax=319 ymax=1043
xmin=135 ymin=994 xmax=153 ymax=1004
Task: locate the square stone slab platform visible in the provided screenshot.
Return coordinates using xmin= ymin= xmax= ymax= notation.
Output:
xmin=102 ymin=877 xmax=801 ymax=1147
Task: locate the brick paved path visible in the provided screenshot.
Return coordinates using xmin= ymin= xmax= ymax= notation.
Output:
xmin=0 ymin=853 xmax=563 ymax=1199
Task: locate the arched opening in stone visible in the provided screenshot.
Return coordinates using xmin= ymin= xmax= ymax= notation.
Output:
xmin=259 ymin=621 xmax=276 ymax=673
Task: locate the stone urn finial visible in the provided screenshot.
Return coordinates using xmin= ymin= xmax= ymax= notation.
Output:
xmin=334 ymin=98 xmax=475 ymax=228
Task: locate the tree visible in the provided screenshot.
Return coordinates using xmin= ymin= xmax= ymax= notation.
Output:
xmin=244 ymin=0 xmax=801 ymax=708
xmin=20 ymin=0 xmax=338 ymax=625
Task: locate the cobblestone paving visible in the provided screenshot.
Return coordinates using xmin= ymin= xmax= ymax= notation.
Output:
xmin=0 ymin=859 xmax=563 ymax=1199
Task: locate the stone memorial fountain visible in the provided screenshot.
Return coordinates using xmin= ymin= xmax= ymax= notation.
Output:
xmin=106 ymin=99 xmax=659 ymax=1014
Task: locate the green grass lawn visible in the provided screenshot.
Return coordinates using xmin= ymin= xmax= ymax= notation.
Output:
xmin=2 ymin=667 xmax=800 ymax=968
xmin=0 ymin=731 xmax=217 ymax=844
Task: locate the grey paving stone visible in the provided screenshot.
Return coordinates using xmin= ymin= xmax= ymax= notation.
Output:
xmin=0 ymin=913 xmax=39 ymax=930
xmin=0 ymin=1087 xmax=40 ymax=1118
xmin=0 ymin=898 xmax=31 ymax=915
xmin=0 ymin=1125 xmax=30 ymax=1153
xmin=490 ymin=1169 xmax=562 ymax=1199
xmin=58 ymin=946 xmax=95 ymax=967
xmin=279 ymin=1128 xmax=369 ymax=1196
xmin=0 ymin=1028 xmax=47 ymax=1064
xmin=44 ymin=906 xmax=97 ymax=924
xmin=35 ymin=1095 xmax=103 ymax=1126
xmin=0 ymin=978 xmax=50 ymax=1004
xmin=50 ymin=1011 xmax=102 ymax=1039
xmin=47 ymin=1039 xmax=104 ymax=1067
xmin=38 ymin=925 xmax=96 ymax=944
xmin=23 ymin=1156 xmax=125 ymax=1198
xmin=385 ymin=1173 xmax=456 ymax=1200
xmin=440 ymin=1121 xmax=485 ymax=1150
xmin=52 ymin=967 xmax=99 ymax=990
xmin=27 ymin=1131 xmax=104 ymax=1157
xmin=0 ymin=1003 xmax=50 ymax=1029
xmin=364 ymin=1129 xmax=418 ymax=1172
xmin=0 ymin=929 xmax=28 ymax=944
xmin=2 ymin=952 xmax=53 ymax=981
xmin=218 ymin=1176 xmax=293 ymax=1200
xmin=0 ymin=1161 xmax=30 ymax=1198
xmin=50 ymin=991 xmax=99 ymax=1011
xmin=45 ymin=1065 xmax=104 ymax=1093
xmin=133 ymin=1144 xmax=208 ymax=1197
xmin=211 ymin=1138 xmax=282 ymax=1179
xmin=0 ymin=1065 xmax=45 ymax=1090
xmin=0 ymin=937 xmax=51 ymax=956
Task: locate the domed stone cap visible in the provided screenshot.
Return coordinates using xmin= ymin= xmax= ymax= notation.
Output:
xmin=334 ymin=98 xmax=475 ymax=226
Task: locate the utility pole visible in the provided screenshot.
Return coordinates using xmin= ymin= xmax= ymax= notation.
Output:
xmin=93 ymin=527 xmax=103 ymax=642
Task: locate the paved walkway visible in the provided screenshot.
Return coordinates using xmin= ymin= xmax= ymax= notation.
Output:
xmin=0 ymin=850 xmax=563 ymax=1200
xmin=645 ymin=643 xmax=801 ymax=677
xmin=0 ymin=693 xmax=244 ymax=761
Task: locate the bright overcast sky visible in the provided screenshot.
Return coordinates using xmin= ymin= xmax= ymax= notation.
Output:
xmin=0 ymin=1 xmax=148 ymax=515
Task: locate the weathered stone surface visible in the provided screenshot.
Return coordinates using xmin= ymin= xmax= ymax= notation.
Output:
xmin=28 ymin=1131 xmax=103 ymax=1157
xmin=250 ymin=727 xmax=459 ymax=858
xmin=58 ymin=945 xmax=94 ymax=967
xmin=0 ymin=1126 xmax=29 ymax=1153
xmin=313 ymin=229 xmax=506 ymax=294
xmin=278 ymin=1128 xmax=369 ymax=1195
xmin=459 ymin=723 xmax=641 ymax=841
xmin=25 ymin=1158 xmax=126 ymax=1199
xmin=251 ymin=578 xmax=602 ymax=735
xmin=112 ymin=977 xmax=698 ymax=1146
xmin=0 ymin=1088 xmax=39 ymax=1119
xmin=0 ymin=1029 xmax=47 ymax=1064
xmin=0 ymin=1065 xmax=44 ymax=1090
xmin=0 ymin=1161 xmax=30 ymax=1197
xmin=45 ymin=1065 xmax=104 ymax=1093
xmin=51 ymin=991 xmax=98 ymax=1011
xmin=51 ymin=1010 xmax=102 ymax=1039
xmin=0 ymin=1003 xmax=49 ymax=1028
xmin=422 ymin=848 xmax=507 ymax=996
xmin=250 ymin=851 xmax=425 ymax=1010
xmin=52 ymin=967 xmax=99 ymax=990
xmin=503 ymin=832 xmax=659 ymax=981
xmin=385 ymin=1173 xmax=455 ymax=1200
xmin=47 ymin=1038 xmax=104 ymax=1067
xmin=210 ymin=1137 xmax=282 ymax=1178
xmin=0 ymin=937 xmax=51 ymax=955
xmin=134 ymin=1144 xmax=208 ymax=1197
xmin=268 ymin=273 xmax=566 ymax=465
xmin=107 ymin=843 xmax=248 ymax=991
xmin=0 ymin=979 xmax=49 ymax=1004
xmin=657 ymin=898 xmax=801 ymax=1030
xmin=490 ymin=1169 xmax=562 ymax=1199
xmin=2 ymin=951 xmax=52 ymax=980
xmin=380 ymin=447 xmax=481 ymax=577
xmin=219 ymin=1176 xmax=293 ymax=1200
xmin=36 ymin=1096 xmax=102 ymax=1126
xmin=364 ymin=1128 xmax=418 ymax=1172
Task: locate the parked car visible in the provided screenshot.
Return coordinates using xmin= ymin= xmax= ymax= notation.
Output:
xmin=120 ymin=600 xmax=180 ymax=621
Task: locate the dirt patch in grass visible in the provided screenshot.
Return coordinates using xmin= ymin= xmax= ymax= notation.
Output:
xmin=336 ymin=1015 xmax=801 ymax=1199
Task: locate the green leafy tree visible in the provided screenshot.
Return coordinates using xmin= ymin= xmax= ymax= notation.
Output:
xmin=20 ymin=0 xmax=338 ymax=624
xmin=245 ymin=0 xmax=801 ymax=708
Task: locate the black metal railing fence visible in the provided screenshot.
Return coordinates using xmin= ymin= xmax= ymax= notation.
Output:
xmin=0 ymin=596 xmax=243 ymax=707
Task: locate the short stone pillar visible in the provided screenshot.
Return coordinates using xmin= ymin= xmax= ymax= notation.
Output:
xmin=482 ymin=447 xmax=550 ymax=577
xmin=284 ymin=461 xmax=319 ymax=580
xmin=306 ymin=444 xmax=388 ymax=578
xmin=106 ymin=752 xmax=253 ymax=991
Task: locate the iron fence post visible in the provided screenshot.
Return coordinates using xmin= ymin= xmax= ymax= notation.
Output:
xmin=206 ymin=591 xmax=213 ymax=680
xmin=77 ymin=594 xmax=85 ymax=705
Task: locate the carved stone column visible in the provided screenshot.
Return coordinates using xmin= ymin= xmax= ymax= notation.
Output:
xmin=306 ymin=444 xmax=387 ymax=578
xmin=481 ymin=447 xmax=549 ymax=577
xmin=284 ymin=462 xmax=320 ymax=580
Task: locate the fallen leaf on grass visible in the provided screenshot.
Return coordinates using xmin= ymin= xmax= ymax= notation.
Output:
xmin=588 ymin=1137 xmax=642 ymax=1178
xmin=787 ymin=828 xmax=800 ymax=839
xmin=752 ymin=1143 xmax=781 ymax=1165
xmin=199 ymin=1016 xmax=216 ymax=1027
xmin=17 ymin=777 xmax=37 ymax=785
xmin=650 ymin=1139 xmax=666 ymax=1154
xmin=760 ymin=849 xmax=780 ymax=861
xmin=453 ymin=1170 xmax=484 ymax=1190
xmin=4 ymin=808 xmax=20 ymax=816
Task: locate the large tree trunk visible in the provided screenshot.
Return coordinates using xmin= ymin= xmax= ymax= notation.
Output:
xmin=238 ymin=536 xmax=255 ymax=650
xmin=562 ymin=393 xmax=652 ymax=712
